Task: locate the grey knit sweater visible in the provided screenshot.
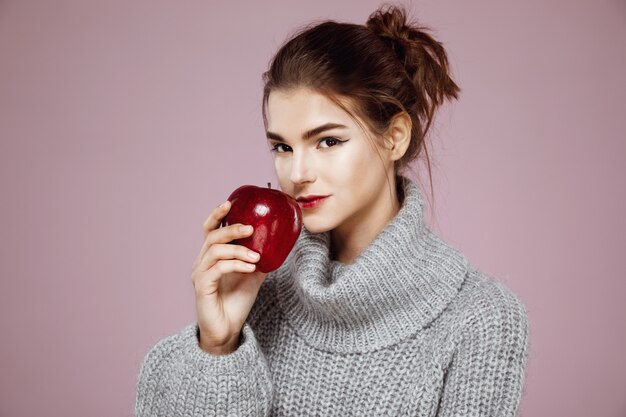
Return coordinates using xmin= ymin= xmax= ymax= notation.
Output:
xmin=135 ymin=176 xmax=530 ymax=416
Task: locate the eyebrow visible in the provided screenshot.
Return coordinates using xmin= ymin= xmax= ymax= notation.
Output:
xmin=266 ymin=122 xmax=348 ymax=143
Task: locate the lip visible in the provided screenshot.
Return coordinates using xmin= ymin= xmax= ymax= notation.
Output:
xmin=297 ymin=195 xmax=329 ymax=209
xmin=296 ymin=194 xmax=329 ymax=202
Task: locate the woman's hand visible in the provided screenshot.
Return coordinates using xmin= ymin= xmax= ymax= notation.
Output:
xmin=191 ymin=200 xmax=268 ymax=355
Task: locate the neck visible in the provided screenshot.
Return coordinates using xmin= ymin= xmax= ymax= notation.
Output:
xmin=330 ymin=176 xmax=403 ymax=265
xmin=272 ymin=174 xmax=469 ymax=353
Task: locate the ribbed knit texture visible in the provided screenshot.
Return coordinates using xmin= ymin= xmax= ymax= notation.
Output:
xmin=135 ymin=176 xmax=530 ymax=416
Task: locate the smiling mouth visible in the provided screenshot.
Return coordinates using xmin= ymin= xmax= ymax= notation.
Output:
xmin=297 ymin=196 xmax=329 ymax=209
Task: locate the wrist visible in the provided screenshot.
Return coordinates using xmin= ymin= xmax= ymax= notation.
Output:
xmin=199 ymin=332 xmax=241 ymax=355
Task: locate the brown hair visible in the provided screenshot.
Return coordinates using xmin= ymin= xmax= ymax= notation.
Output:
xmin=261 ymin=3 xmax=460 ymax=209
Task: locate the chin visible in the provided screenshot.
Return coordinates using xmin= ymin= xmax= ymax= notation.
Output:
xmin=302 ymin=218 xmax=334 ymax=235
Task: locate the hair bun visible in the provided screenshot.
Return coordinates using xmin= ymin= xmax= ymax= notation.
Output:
xmin=366 ymin=5 xmax=411 ymax=42
xmin=364 ymin=4 xmax=459 ymax=111
xmin=365 ymin=5 xmax=416 ymax=61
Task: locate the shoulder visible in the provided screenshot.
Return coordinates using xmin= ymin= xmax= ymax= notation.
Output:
xmin=437 ymin=268 xmax=531 ymax=415
xmin=137 ymin=325 xmax=187 ymax=380
xmin=455 ymin=267 xmax=530 ymax=349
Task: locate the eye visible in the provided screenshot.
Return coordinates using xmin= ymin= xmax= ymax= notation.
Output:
xmin=318 ymin=137 xmax=346 ymax=148
xmin=271 ymin=143 xmax=292 ymax=153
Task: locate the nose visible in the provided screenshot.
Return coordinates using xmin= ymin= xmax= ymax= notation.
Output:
xmin=289 ymin=150 xmax=315 ymax=185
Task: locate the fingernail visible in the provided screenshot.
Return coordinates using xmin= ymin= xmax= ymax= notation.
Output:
xmin=220 ymin=201 xmax=229 ymax=209
xmin=248 ymin=250 xmax=260 ymax=260
xmin=239 ymin=225 xmax=252 ymax=233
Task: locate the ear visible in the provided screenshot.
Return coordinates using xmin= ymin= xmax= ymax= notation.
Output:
xmin=383 ymin=112 xmax=412 ymax=161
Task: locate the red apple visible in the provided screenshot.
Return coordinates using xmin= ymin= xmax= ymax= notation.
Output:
xmin=221 ymin=182 xmax=302 ymax=273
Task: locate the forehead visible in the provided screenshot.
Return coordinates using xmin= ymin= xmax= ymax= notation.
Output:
xmin=266 ymin=88 xmax=356 ymax=132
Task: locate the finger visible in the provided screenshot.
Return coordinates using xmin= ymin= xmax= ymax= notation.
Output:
xmin=203 ymin=200 xmax=231 ymax=239
xmin=192 ymin=223 xmax=255 ymax=270
xmin=199 ymin=243 xmax=260 ymax=271
xmin=199 ymin=223 xmax=254 ymax=260
xmin=196 ymin=259 xmax=257 ymax=291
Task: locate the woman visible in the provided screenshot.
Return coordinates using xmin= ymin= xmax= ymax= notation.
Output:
xmin=135 ymin=5 xmax=530 ymax=416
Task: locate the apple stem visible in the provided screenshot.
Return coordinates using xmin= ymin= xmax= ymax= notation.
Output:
xmin=267 ymin=182 xmax=271 ymax=189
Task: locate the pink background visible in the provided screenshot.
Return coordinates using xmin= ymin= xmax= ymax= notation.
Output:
xmin=1 ymin=1 xmax=625 ymax=416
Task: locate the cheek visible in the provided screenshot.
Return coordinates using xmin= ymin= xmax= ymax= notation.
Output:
xmin=273 ymin=157 xmax=287 ymax=176
xmin=273 ymin=157 xmax=291 ymax=188
xmin=333 ymin=144 xmax=377 ymax=183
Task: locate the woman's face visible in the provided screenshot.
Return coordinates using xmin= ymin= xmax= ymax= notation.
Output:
xmin=266 ymin=87 xmax=395 ymax=235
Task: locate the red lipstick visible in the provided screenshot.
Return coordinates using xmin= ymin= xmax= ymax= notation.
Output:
xmin=296 ymin=195 xmax=329 ymax=209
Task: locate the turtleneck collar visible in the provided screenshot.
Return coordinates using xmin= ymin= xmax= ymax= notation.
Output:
xmin=272 ymin=175 xmax=469 ymax=354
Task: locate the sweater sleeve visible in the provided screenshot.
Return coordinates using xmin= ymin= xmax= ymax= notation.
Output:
xmin=134 ymin=320 xmax=273 ymax=417
xmin=436 ymin=282 xmax=530 ymax=417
